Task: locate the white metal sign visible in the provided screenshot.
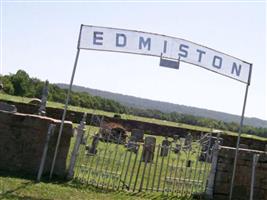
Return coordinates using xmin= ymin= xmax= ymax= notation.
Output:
xmin=79 ymin=25 xmax=251 ymax=84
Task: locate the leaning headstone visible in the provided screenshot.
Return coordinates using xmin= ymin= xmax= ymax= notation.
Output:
xmin=38 ymin=80 xmax=49 ymax=116
xmin=160 ymin=138 xmax=171 ymax=157
xmin=141 ymin=136 xmax=156 ymax=162
xmin=131 ymin=129 xmax=144 ymax=142
xmin=0 ymin=102 xmax=17 ymax=113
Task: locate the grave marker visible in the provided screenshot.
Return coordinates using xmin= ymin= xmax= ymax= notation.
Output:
xmin=160 ymin=137 xmax=171 ymax=157
xmin=131 ymin=129 xmax=144 ymax=142
xmin=38 ymin=80 xmax=49 ymax=116
xmin=141 ymin=136 xmax=156 ymax=162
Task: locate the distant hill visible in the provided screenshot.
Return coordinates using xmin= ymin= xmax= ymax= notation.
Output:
xmin=57 ymin=83 xmax=267 ymax=128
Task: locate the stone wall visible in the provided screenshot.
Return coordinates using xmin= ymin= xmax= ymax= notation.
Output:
xmin=0 ymin=110 xmax=73 ymax=178
xmin=1 ymin=100 xmax=266 ymax=151
xmin=213 ymin=146 xmax=267 ymax=200
xmin=1 ymin=99 xmax=207 ymax=138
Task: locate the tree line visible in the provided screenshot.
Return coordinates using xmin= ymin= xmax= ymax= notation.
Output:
xmin=1 ymin=70 xmax=266 ymax=137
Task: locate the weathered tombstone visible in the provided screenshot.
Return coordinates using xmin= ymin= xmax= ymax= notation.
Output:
xmin=160 ymin=137 xmax=171 ymax=157
xmin=173 ymin=143 xmax=181 ymax=154
xmin=80 ymin=113 xmax=88 ymax=145
xmin=86 ymin=133 xmax=100 ymax=155
xmin=131 ymin=129 xmax=144 ymax=142
xmin=199 ymin=136 xmax=222 ymax=163
xmin=0 ymin=102 xmax=17 ymax=113
xmin=180 ymin=137 xmax=185 ymax=146
xmin=110 ymin=127 xmax=127 ymax=144
xmin=126 ymin=137 xmax=139 ymax=153
xmin=184 ymin=133 xmax=192 ymax=148
xmin=141 ymin=136 xmax=156 ymax=162
xmin=38 ymin=80 xmax=49 ymax=116
xmin=173 ymin=135 xmax=179 ymax=143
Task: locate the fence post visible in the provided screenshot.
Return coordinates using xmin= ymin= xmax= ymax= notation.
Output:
xmin=36 ymin=124 xmax=56 ymax=182
xmin=67 ymin=113 xmax=86 ymax=180
xmin=250 ymin=153 xmax=260 ymax=200
xmin=205 ymin=141 xmax=219 ymax=199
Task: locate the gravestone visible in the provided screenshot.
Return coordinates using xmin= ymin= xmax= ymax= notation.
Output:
xmin=80 ymin=113 xmax=87 ymax=145
xmin=173 ymin=135 xmax=179 ymax=143
xmin=131 ymin=129 xmax=144 ymax=142
xmin=184 ymin=133 xmax=192 ymax=147
xmin=86 ymin=133 xmax=100 ymax=155
xmin=141 ymin=136 xmax=156 ymax=162
xmin=160 ymin=137 xmax=171 ymax=157
xmin=38 ymin=80 xmax=49 ymax=116
xmin=173 ymin=143 xmax=181 ymax=154
xmin=0 ymin=102 xmax=17 ymax=113
xmin=126 ymin=136 xmax=139 ymax=153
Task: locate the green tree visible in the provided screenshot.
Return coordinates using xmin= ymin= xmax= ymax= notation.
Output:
xmin=10 ymin=70 xmax=33 ymax=96
xmin=0 ymin=75 xmax=14 ymax=94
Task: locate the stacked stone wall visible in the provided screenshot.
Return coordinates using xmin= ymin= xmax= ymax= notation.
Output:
xmin=213 ymin=147 xmax=267 ymax=200
xmin=0 ymin=110 xmax=73 ymax=177
xmin=2 ymin=100 xmax=266 ymax=151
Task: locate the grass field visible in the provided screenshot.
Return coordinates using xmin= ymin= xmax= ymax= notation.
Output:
xmin=1 ymin=175 xmax=186 ymax=200
xmin=0 ymin=93 xmax=266 ymax=141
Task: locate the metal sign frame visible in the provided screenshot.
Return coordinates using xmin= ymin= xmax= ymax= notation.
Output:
xmin=49 ymin=25 xmax=252 ymax=200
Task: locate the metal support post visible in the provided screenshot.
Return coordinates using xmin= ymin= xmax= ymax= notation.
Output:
xmin=49 ymin=25 xmax=83 ymax=180
xmin=229 ymin=64 xmax=252 ymax=200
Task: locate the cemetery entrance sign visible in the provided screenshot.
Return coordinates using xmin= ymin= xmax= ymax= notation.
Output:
xmin=50 ymin=24 xmax=252 ymax=200
xmin=80 ymin=25 xmax=251 ymax=83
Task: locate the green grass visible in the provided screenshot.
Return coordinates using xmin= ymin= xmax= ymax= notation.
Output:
xmin=1 ymin=175 xmax=187 ymax=200
xmin=0 ymin=93 xmax=266 ymax=141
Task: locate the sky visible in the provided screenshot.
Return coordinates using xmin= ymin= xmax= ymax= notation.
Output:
xmin=1 ymin=0 xmax=266 ymax=120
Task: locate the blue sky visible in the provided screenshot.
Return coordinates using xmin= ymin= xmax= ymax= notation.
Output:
xmin=1 ymin=1 xmax=266 ymax=120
